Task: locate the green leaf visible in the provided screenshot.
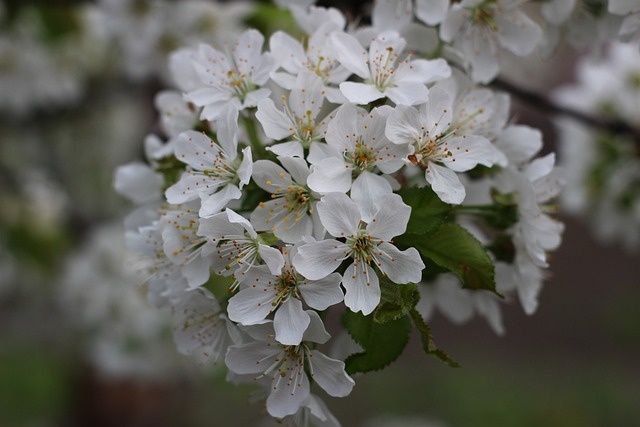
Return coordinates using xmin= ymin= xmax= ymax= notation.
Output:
xmin=373 ymin=279 xmax=419 ymax=324
xmin=396 ymin=222 xmax=498 ymax=294
xmin=410 ymin=309 xmax=460 ymax=368
xmin=398 ymin=187 xmax=453 ymax=236
xmin=342 ymin=310 xmax=411 ymax=375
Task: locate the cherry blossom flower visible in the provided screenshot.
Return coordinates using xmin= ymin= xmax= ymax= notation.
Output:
xmin=197 ymin=209 xmax=285 ymax=283
xmin=385 ymin=85 xmax=506 ymax=204
xmin=161 ymin=203 xmax=216 ymax=288
xmin=165 ymin=106 xmax=252 ymax=217
xmin=227 ymin=245 xmax=343 ymax=345
xmin=306 ymin=104 xmax=407 ymax=221
xmin=256 ymin=71 xmax=331 ymax=157
xmin=417 ymin=273 xmax=504 ymax=335
xmin=225 ymin=311 xmax=355 ymax=418
xmin=172 ymin=288 xmax=242 ymax=364
xmin=250 ymin=156 xmax=324 ymax=243
xmin=182 ymin=29 xmax=275 ymax=120
xmin=330 ymin=30 xmax=450 ymax=105
xmin=269 ymin=24 xmax=350 ymax=103
xmin=294 ymin=192 xmax=424 ymax=315
xmin=440 ymin=0 xmax=542 ymax=83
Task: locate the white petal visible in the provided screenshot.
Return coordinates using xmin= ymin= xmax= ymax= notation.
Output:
xmin=289 ymin=70 xmax=325 ymax=119
xmin=385 ymin=104 xmax=422 ymax=145
xmin=439 ymin=135 xmax=505 ymax=172
xmin=342 ymin=262 xmax=380 ymax=315
xmin=325 ymin=103 xmax=364 ymax=152
xmin=226 ymin=208 xmax=257 ymax=238
xmin=415 ymin=0 xmax=449 ymax=25
xmin=329 ymin=32 xmax=370 ymax=79
xmin=372 ymin=0 xmax=413 ymax=29
xmin=397 ymin=58 xmax=451 ymax=84
xmin=182 ymin=256 xmax=213 ymax=288
xmin=424 ymin=85 xmax=453 ymax=137
xmin=367 ymin=193 xmax=410 ymax=240
xmin=496 ymin=125 xmax=542 ymax=165
xmin=270 ymin=30 xmax=306 ymax=73
xmin=274 ymin=298 xmax=310 ymax=345
xmin=266 ymin=364 xmax=310 ymax=418
xmin=425 ymin=162 xmax=466 ymax=204
xmin=439 ymin=5 xmax=466 ymax=42
xmin=243 ymin=88 xmax=272 ymax=109
xmin=258 ymin=244 xmax=285 ymax=275
xmin=309 ymin=350 xmax=355 ymax=397
xmin=298 ymin=273 xmax=344 ymax=310
xmin=227 ymin=282 xmax=276 ymax=325
xmin=294 ymin=240 xmax=350 ymax=280
xmin=165 ymin=173 xmax=206 ymax=204
xmin=375 ymin=242 xmax=424 ymax=284
xmin=185 ymin=87 xmax=231 ymax=108
xmin=199 ymin=184 xmax=242 ymax=217
xmin=317 ymin=192 xmax=361 ymax=237
xmin=307 ymin=159 xmax=352 ymax=194
xmin=385 ymin=81 xmax=430 ymax=106
xmin=302 ymin=310 xmax=332 ymax=344
xmin=256 ymin=98 xmax=293 ymax=140
xmin=279 ymin=156 xmax=310 ymax=184
xmin=495 ymin=11 xmax=542 ymax=56
xmin=225 ymin=342 xmax=279 ymax=375
xmin=267 ymin=141 xmax=304 ymax=158
xmin=351 ymin=171 xmax=393 ymax=223
xmin=340 ymin=82 xmax=384 ymax=104
xmin=465 ymin=38 xmax=500 ymax=84
xmin=175 ymin=130 xmax=222 ymax=169
xmin=252 ymin=159 xmax=293 ymax=192
xmin=113 ymin=163 xmax=162 ymax=204
xmin=237 ymin=147 xmax=253 ymax=187
xmin=216 ymin=105 xmax=240 ymax=157
xmin=197 ymin=211 xmax=242 ymax=240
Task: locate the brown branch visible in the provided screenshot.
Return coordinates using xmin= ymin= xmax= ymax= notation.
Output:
xmin=491 ymin=77 xmax=640 ymax=146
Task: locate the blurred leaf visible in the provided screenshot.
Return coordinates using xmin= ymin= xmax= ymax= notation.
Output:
xmin=244 ymin=3 xmax=301 ymax=38
xmin=410 ymin=309 xmax=460 ymax=367
xmin=343 ymin=310 xmax=411 ymax=374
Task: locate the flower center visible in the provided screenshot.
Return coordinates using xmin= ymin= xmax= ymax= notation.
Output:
xmin=346 ymin=229 xmax=378 ymax=263
xmin=224 ymin=69 xmax=255 ymax=101
xmin=272 ymin=267 xmax=301 ymax=307
xmin=344 ymin=138 xmax=378 ymax=172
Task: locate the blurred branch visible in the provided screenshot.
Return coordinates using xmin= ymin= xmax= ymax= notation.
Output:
xmin=492 ymin=78 xmax=640 ymax=147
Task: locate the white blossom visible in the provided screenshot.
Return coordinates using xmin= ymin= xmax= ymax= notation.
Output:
xmin=250 ymin=157 xmax=324 ymax=243
xmin=440 ymin=0 xmax=542 ymax=83
xmin=330 ymin=30 xmax=450 ymax=105
xmin=225 ymin=311 xmax=355 ymax=418
xmin=165 ymin=106 xmax=252 ymax=217
xmin=307 ymin=104 xmax=407 ymax=221
xmin=294 ymin=192 xmax=424 ymax=315
xmin=256 ymin=70 xmax=331 ymax=157
xmin=227 ymin=245 xmax=343 ymax=345
xmin=182 ymin=29 xmax=275 ymax=120
xmin=386 ymin=85 xmax=506 ymax=204
xmin=197 ymin=209 xmax=285 ymax=283
xmin=172 ymin=288 xmax=242 ymax=364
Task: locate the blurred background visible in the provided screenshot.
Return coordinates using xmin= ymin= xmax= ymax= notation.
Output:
xmin=0 ymin=1 xmax=638 ymax=426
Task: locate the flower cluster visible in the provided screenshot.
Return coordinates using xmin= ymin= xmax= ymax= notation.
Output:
xmin=554 ymin=41 xmax=640 ymax=251
xmin=115 ymin=0 xmax=565 ymax=424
